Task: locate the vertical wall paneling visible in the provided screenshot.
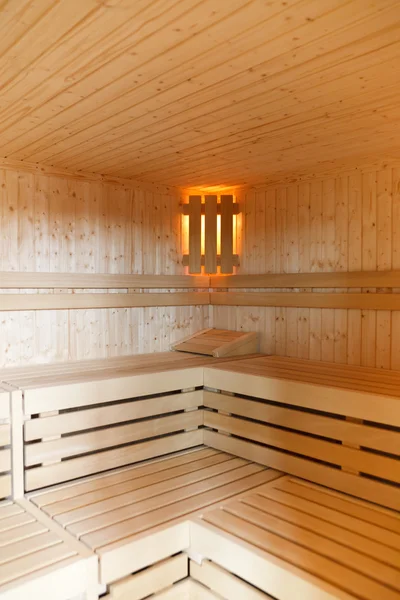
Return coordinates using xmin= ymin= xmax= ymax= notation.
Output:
xmin=188 ymin=195 xmax=202 ymax=274
xmin=392 ymin=168 xmax=400 ymax=369
xmin=297 ymin=183 xmax=310 ymax=359
xmin=220 ymin=195 xmax=234 ymax=274
xmin=213 ymin=166 xmax=400 ymax=370
xmin=361 ymin=171 xmax=377 ymax=367
xmin=321 ymin=179 xmax=335 ymax=362
xmin=309 ymin=180 xmax=322 ymax=361
xmin=334 ymin=176 xmax=348 ymax=363
xmin=275 ymin=188 xmax=287 ymax=356
xmin=205 ymin=195 xmax=217 ymax=274
xmin=0 ymin=168 xmax=209 ymax=367
xmin=376 ymin=169 xmax=392 ymax=369
xmin=347 ymin=173 xmax=362 ymax=365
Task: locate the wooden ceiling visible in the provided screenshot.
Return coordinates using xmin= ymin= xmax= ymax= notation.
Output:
xmin=1 ymin=0 xmax=400 ymax=188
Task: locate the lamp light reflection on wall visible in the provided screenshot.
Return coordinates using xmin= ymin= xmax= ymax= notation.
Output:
xmin=182 ymin=195 xmax=240 ymax=274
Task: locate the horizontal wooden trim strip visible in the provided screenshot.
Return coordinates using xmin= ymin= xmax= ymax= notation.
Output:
xmin=210 ymin=292 xmax=400 ymax=310
xmin=0 ymin=292 xmax=210 ymax=312
xmin=182 ymin=255 xmax=240 ymax=267
xmin=211 ymin=271 xmax=400 ymax=288
xmin=2 ymin=270 xmax=400 ymax=290
xmin=0 ymin=272 xmax=209 ymax=289
xmin=182 ymin=204 xmax=241 ymax=215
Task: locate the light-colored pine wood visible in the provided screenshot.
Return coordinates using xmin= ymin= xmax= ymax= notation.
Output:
xmin=203 ymin=391 xmax=399 ymax=455
xmin=194 ymin=474 xmax=400 ymax=600
xmin=204 ymin=196 xmax=217 ymax=274
xmin=0 ymin=292 xmax=209 ymax=312
xmin=220 ymin=196 xmax=234 ymax=274
xmin=25 ymin=390 xmax=203 ymax=440
xmin=190 ymin=519 xmax=355 ymax=600
xmin=3 ymin=4 xmax=400 ymax=187
xmin=211 ymin=291 xmax=400 ymax=310
xmin=189 ymin=196 xmax=202 ymax=274
xmin=190 ymin=560 xmax=273 ymax=600
xmin=108 ymin=554 xmax=187 ymax=600
xmin=1 ymin=272 xmax=209 ymax=289
xmin=212 ymin=166 xmax=400 ymax=370
xmin=0 ymin=499 xmax=97 ymax=600
xmin=172 ymin=328 xmax=258 ymax=357
xmin=204 ymin=412 xmax=398 ymax=482
xmin=26 ymin=430 xmax=204 ymax=491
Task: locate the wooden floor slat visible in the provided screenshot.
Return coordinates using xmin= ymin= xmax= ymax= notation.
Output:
xmin=71 ymin=463 xmax=265 ymax=540
xmin=225 ymin=499 xmax=400 ymax=590
xmin=256 ymin=485 xmax=400 ymax=550
xmin=202 ymin=508 xmax=399 ymax=600
xmin=57 ymin=457 xmax=249 ymax=527
xmin=241 ymin=494 xmax=400 ymax=569
xmin=276 ymin=479 xmax=400 ymax=536
xmin=42 ymin=451 xmax=230 ymax=517
xmin=31 ymin=447 xmax=220 ymax=508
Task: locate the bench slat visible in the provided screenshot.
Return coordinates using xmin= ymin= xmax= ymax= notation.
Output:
xmin=26 ymin=430 xmax=204 ymax=490
xmin=26 ymin=411 xmax=203 ymax=465
xmin=204 ymin=391 xmax=400 ymax=455
xmin=202 ymin=509 xmax=398 ymax=600
xmin=204 ymin=412 xmax=400 ymax=482
xmin=25 ymin=390 xmax=203 ymax=440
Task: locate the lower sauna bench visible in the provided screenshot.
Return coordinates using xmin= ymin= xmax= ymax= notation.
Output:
xmin=190 ymin=475 xmax=400 ymax=600
xmin=28 ymin=447 xmax=282 ymax=592
xmin=2 ymin=352 xmax=399 ymax=599
xmin=0 ymin=499 xmax=97 ymax=600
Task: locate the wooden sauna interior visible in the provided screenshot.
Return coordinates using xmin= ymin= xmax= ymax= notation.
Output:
xmin=0 ymin=2 xmax=399 ymax=600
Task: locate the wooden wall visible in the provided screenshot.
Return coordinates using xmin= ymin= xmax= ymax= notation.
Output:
xmin=212 ymin=166 xmax=400 ymax=369
xmin=0 ymin=168 xmax=209 ymax=367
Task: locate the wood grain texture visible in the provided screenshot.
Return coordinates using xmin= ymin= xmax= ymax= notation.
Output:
xmin=1 ymin=2 xmax=400 ymax=188
xmin=188 ymin=196 xmax=202 ymax=274
xmin=204 ymin=196 xmax=217 ymax=274
xmin=1 ymin=292 xmax=209 ymax=312
xmin=0 ymin=168 xmax=210 ymax=367
xmin=210 ymin=292 xmax=400 ymax=310
xmin=213 ymin=166 xmax=400 ymax=369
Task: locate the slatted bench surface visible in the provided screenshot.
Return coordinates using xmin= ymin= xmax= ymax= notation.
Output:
xmin=0 ymin=351 xmax=230 ymax=390
xmin=206 ymin=354 xmax=400 ymax=399
xmin=204 ymin=354 xmax=400 ymax=511
xmin=29 ymin=447 xmax=282 ymax=584
xmin=0 ymin=498 xmax=95 ymax=600
xmin=193 ymin=475 xmax=400 ymax=600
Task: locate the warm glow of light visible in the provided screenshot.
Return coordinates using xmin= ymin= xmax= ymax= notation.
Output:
xmin=182 ymin=214 xmax=189 ymax=256
xmin=182 ymin=196 xmax=238 ymax=274
xmin=201 ymin=213 xmax=205 ymax=255
xmin=216 ymin=214 xmax=221 ymax=255
xmin=233 ymin=213 xmax=237 ymax=255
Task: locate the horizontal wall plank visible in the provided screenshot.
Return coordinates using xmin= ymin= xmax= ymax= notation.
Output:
xmin=0 ymin=272 xmax=209 ymax=289
xmin=211 ymin=271 xmax=400 ymax=288
xmin=210 ymin=292 xmax=400 ymax=311
xmin=0 ymin=292 xmax=210 ymax=312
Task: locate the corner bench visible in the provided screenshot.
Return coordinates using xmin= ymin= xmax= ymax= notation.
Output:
xmin=0 ymin=352 xmax=399 ymax=599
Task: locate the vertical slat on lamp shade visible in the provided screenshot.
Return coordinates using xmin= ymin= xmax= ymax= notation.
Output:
xmin=205 ymin=195 xmax=217 ymax=273
xmin=188 ymin=195 xmax=202 ymax=273
xmin=221 ymin=195 xmax=234 ymax=273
